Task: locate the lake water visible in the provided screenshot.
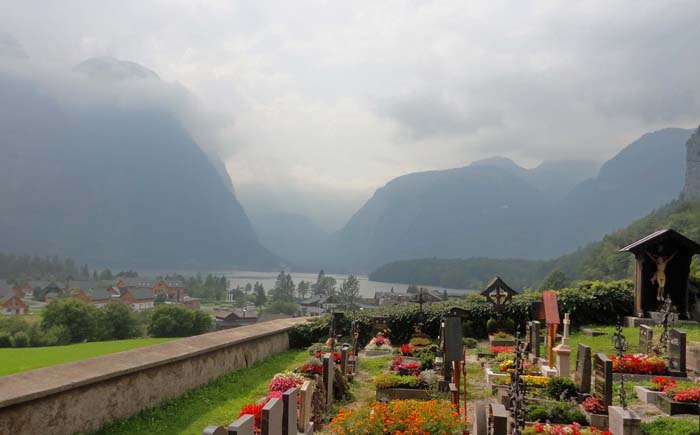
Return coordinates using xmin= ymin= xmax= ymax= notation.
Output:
xmin=210 ymin=270 xmax=476 ymax=299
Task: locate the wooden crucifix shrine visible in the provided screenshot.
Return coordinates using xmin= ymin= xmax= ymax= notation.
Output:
xmin=536 ymin=290 xmax=560 ymax=367
xmin=481 ymin=276 xmax=518 ymax=320
xmin=620 ymin=229 xmax=700 ymax=319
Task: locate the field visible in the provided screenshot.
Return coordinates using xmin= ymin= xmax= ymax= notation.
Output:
xmin=0 ymin=338 xmax=174 ymax=377
xmin=90 ymin=349 xmax=308 ymax=435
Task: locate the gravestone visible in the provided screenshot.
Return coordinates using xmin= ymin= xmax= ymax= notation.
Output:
xmin=203 ymin=426 xmax=228 ymax=435
xmin=638 ymin=325 xmax=653 ymax=354
xmin=528 ymin=321 xmax=541 ymax=358
xmin=491 ymin=404 xmax=508 ymax=435
xmin=322 ymin=353 xmax=334 ymax=405
xmin=575 ymin=344 xmax=592 ymax=394
xmin=298 ymin=381 xmax=313 ymax=434
xmin=668 ymin=328 xmax=687 ymax=377
xmin=609 ymin=406 xmax=641 ymax=435
xmin=444 ymin=308 xmax=467 ymax=383
xmin=282 ymin=388 xmax=298 ymax=435
xmin=229 ymin=415 xmax=255 ymax=435
xmin=688 ymin=346 xmax=700 ymax=373
xmin=474 ymin=402 xmax=487 ymax=435
xmin=341 ymin=347 xmax=349 ymax=374
xmin=593 ymin=353 xmax=613 ymax=406
xmin=262 ymin=397 xmax=283 ymax=435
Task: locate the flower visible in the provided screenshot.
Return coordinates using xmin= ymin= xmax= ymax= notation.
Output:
xmin=651 ymin=376 xmax=676 ymax=392
xmin=610 ymin=354 xmax=666 ymax=375
xmin=238 ymin=402 xmax=265 ymax=430
xmin=582 ymin=397 xmax=607 ymax=415
xmin=523 ymin=423 xmax=610 ymax=435
xmin=670 ymin=386 xmax=700 ymax=403
xmin=400 ymin=344 xmax=414 ymax=356
xmin=268 ymin=374 xmax=303 ymax=392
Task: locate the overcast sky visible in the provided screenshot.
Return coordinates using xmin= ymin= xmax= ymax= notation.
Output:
xmin=2 ymin=1 xmax=700 ymax=230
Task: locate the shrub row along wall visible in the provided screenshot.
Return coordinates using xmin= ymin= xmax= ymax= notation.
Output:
xmin=292 ymin=280 xmax=634 ymax=346
xmin=0 ymin=318 xmax=308 ymax=435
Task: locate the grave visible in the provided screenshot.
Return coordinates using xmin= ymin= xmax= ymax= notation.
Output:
xmin=638 ymin=325 xmax=653 ymax=354
xmin=322 ymin=353 xmax=334 ymax=405
xmin=527 ymin=320 xmax=541 ymax=360
xmin=298 ymin=381 xmax=314 ymax=435
xmin=619 ymin=229 xmax=700 ymax=320
xmin=593 ymin=353 xmax=613 ymax=407
xmin=473 ymin=402 xmax=488 ymax=435
xmin=687 ymin=345 xmax=700 ymax=373
xmin=442 ymin=307 xmax=468 ymax=384
xmin=537 ymin=291 xmax=560 ymax=367
xmin=608 ymin=406 xmax=641 ymax=435
xmin=574 ymin=344 xmax=592 ymax=394
xmin=281 ymin=388 xmax=297 ymax=435
xmin=490 ymin=404 xmax=508 ymax=435
xmin=261 ymin=397 xmax=282 ymax=435
xmin=229 ymin=415 xmax=255 ymax=435
xmin=668 ymin=328 xmax=687 ymax=377
xmin=553 ymin=312 xmax=572 ymax=377
xmin=202 ymin=426 xmax=228 ymax=435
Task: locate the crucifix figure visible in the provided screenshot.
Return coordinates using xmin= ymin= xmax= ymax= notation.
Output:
xmin=646 ymin=249 xmax=677 ymax=301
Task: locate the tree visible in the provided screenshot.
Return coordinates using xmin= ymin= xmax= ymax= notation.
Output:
xmin=100 ymin=301 xmax=140 ymax=339
xmin=272 ymin=271 xmax=295 ymax=301
xmin=244 ymin=283 xmax=253 ymax=294
xmin=148 ymin=305 xmax=212 ymax=337
xmin=297 ymin=280 xmax=310 ymax=299
xmin=41 ymin=298 xmax=99 ymax=342
xmin=313 ymin=274 xmax=337 ymax=297
xmin=254 ymin=282 xmax=267 ymax=307
xmin=338 ymin=274 xmax=360 ymax=311
xmin=262 ymin=300 xmax=299 ymax=315
xmin=99 ymin=269 xmax=113 ymax=281
xmin=541 ymin=269 xmax=569 ymax=290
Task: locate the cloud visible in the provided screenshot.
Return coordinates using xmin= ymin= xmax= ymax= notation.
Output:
xmin=2 ymin=0 xmax=700 ymax=229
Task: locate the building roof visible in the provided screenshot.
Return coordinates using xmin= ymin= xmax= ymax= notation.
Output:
xmin=215 ymin=308 xmax=258 ymax=321
xmin=88 ymin=288 xmax=113 ymax=301
xmin=125 ymin=288 xmax=155 ymax=301
xmin=619 ymin=229 xmax=700 ymax=254
xmin=117 ymin=277 xmax=156 ymax=287
xmin=298 ymin=296 xmax=325 ymax=306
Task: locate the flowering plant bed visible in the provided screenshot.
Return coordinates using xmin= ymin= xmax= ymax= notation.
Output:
xmin=400 ymin=343 xmax=415 ymax=356
xmin=300 ymin=357 xmax=323 ymax=376
xmin=268 ymin=371 xmax=305 ymax=392
xmin=313 ymin=350 xmax=342 ymax=364
xmin=328 ymin=399 xmax=466 ymax=435
xmin=491 ymin=346 xmax=515 ymax=354
xmin=390 ymin=356 xmax=422 ymax=376
xmin=581 ymin=397 xmax=607 ymax=416
xmin=489 ymin=334 xmax=516 ymax=347
xmin=610 ymin=353 xmax=666 ymax=375
xmin=524 ymin=422 xmax=611 ymax=435
xmin=238 ymin=391 xmax=284 ymax=431
xmin=492 ymin=374 xmax=550 ymax=388
xmin=374 ymin=372 xmax=428 ymax=389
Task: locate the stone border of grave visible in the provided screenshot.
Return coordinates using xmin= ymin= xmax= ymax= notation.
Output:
xmin=655 ymin=394 xmax=700 ymax=415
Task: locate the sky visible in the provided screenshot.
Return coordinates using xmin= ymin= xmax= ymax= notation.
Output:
xmin=2 ymin=0 xmax=700 ymax=231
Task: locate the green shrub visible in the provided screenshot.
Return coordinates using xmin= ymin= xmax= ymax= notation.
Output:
xmin=462 ymin=337 xmax=478 ymax=348
xmin=0 ymin=316 xmax=31 ymax=336
xmin=501 ymin=318 xmax=515 ymax=333
xmin=545 ymin=376 xmax=578 ymax=400
xmin=494 ymin=352 xmax=516 ymax=363
xmin=0 ymin=332 xmax=11 ymax=348
xmin=526 ymin=401 xmax=586 ymax=425
xmin=307 ymin=342 xmax=328 ymax=355
xmin=41 ymin=298 xmax=100 ymax=342
xmin=148 ymin=305 xmax=212 ymax=337
xmin=11 ymin=331 xmax=29 ymax=348
xmin=641 ymin=417 xmax=699 ymax=435
xmin=486 ymin=319 xmax=498 ymax=334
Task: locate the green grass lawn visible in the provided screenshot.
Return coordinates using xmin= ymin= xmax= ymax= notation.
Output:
xmin=89 ymin=349 xmax=308 ymax=435
xmin=0 ymin=338 xmax=174 ymax=377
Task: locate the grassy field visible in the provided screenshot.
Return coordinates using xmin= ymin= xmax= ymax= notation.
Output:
xmin=89 ymin=349 xmax=308 ymax=435
xmin=0 ymin=338 xmax=174 ymax=377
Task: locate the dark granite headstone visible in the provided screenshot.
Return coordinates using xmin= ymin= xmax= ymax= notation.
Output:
xmin=528 ymin=321 xmax=541 ymax=358
xmin=262 ymin=397 xmax=283 ymax=435
xmin=229 ymin=415 xmax=255 ymax=435
xmin=444 ymin=315 xmax=463 ymax=362
xmin=322 ymin=353 xmax=334 ymax=405
xmin=474 ymin=402 xmax=487 ymax=435
xmin=491 ymin=404 xmax=508 ymax=435
xmin=341 ymin=347 xmax=349 ymax=374
xmin=575 ymin=343 xmax=592 ymax=394
xmin=639 ymin=325 xmax=653 ymax=354
xmin=593 ymin=353 xmax=613 ymax=406
xmin=668 ymin=328 xmax=687 ymax=377
xmin=282 ymin=388 xmax=298 ymax=435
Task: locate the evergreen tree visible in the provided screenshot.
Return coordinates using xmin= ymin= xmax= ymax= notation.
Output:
xmin=338 ymin=274 xmax=360 ymax=310
xmin=254 ymin=282 xmax=267 ymax=307
xmin=297 ymin=280 xmax=310 ymax=299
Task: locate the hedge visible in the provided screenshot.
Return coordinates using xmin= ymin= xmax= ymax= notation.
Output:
xmin=290 ymin=280 xmax=633 ymax=347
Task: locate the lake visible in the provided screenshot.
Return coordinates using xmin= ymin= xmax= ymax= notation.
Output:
xmin=210 ymin=270 xmax=476 ymax=299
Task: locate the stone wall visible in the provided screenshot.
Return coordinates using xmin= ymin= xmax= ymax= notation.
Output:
xmin=0 ymin=318 xmax=308 ymax=435
xmin=682 ymin=125 xmax=700 ymax=200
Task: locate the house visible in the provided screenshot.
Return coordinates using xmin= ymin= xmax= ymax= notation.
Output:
xmin=373 ymin=291 xmax=414 ymax=306
xmin=11 ymin=282 xmax=33 ymax=298
xmin=120 ymin=288 xmax=155 ymax=311
xmin=33 ymin=281 xmax=63 ymax=301
xmin=215 ymin=308 xmax=258 ymax=329
xmin=183 ymin=296 xmax=201 ymax=310
xmin=1 ymin=295 xmax=29 ymax=315
xmin=299 ymin=306 xmax=325 ymax=317
xmin=152 ymin=279 xmax=187 ymax=302
xmin=71 ymin=288 xmax=114 ymax=308
xmin=115 ymin=277 xmax=156 ymax=291
xmin=298 ymin=295 xmax=326 ymax=307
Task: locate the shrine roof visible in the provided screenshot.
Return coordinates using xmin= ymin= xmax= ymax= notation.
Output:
xmin=619 ymin=229 xmax=700 ymax=254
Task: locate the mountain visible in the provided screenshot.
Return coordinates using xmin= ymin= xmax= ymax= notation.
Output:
xmin=472 ymin=157 xmax=599 ymax=197
xmin=559 ymin=128 xmax=692 ymax=248
xmin=251 ymin=213 xmax=328 ymax=269
xmin=327 ymin=164 xmax=556 ymax=271
xmin=330 ymin=128 xmax=693 ymax=273
xmin=0 ymin=56 xmax=277 ymax=269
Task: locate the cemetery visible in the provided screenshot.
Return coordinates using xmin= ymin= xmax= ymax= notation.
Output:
xmin=27 ymin=229 xmax=699 ymax=435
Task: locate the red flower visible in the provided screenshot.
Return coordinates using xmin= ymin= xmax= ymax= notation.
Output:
xmin=611 ymin=354 xmax=666 ymax=375
xmin=239 ymin=402 xmax=265 ymax=430
xmin=400 ymin=344 xmax=414 ymax=356
xmin=490 ymin=346 xmax=515 ymax=354
xmin=651 ymin=376 xmax=676 ymax=392
xmin=582 ymin=396 xmax=607 ymax=415
xmin=672 ymin=387 xmax=700 ymax=403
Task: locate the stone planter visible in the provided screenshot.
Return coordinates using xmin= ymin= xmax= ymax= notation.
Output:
xmin=656 ymin=395 xmax=700 ymax=415
xmin=365 ymin=348 xmax=393 ymax=357
xmin=376 ymin=388 xmax=431 ymax=401
xmin=489 ymin=335 xmax=516 ymax=347
xmin=485 ymin=367 xmax=508 ymax=388
xmin=632 ymin=386 xmax=664 ymax=405
xmin=581 ymin=407 xmax=609 ymax=430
